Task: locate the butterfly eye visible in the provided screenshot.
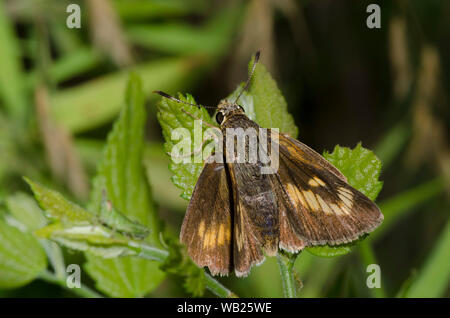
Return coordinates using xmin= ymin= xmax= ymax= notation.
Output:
xmin=215 ymin=111 xmax=224 ymax=124
xmin=239 ymin=105 xmax=245 ymax=112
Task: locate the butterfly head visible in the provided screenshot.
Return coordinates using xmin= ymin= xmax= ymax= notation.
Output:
xmin=215 ymin=100 xmax=245 ymax=125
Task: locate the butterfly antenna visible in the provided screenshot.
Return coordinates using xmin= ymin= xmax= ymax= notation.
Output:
xmin=153 ymin=91 xmax=216 ymax=109
xmin=234 ymin=50 xmax=260 ymax=104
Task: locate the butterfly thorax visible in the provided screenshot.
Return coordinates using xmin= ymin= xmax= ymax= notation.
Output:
xmin=216 ymin=100 xmax=247 ymax=126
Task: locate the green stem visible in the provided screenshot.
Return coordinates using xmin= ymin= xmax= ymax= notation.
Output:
xmin=128 ymin=240 xmax=237 ymax=298
xmin=276 ymin=253 xmax=298 ymax=298
xmin=39 ymin=270 xmax=103 ymax=298
xmin=41 ymin=241 xmax=66 ymax=280
xmin=358 ymin=241 xmax=387 ymax=298
xmin=205 ymin=273 xmax=238 ymax=298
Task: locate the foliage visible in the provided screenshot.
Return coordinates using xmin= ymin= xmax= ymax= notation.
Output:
xmin=0 ymin=0 xmax=448 ymax=298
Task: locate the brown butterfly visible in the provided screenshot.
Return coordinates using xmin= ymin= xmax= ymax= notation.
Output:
xmin=154 ymin=51 xmax=383 ymax=277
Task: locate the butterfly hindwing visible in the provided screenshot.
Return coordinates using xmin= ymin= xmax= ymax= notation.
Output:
xmin=180 ymin=161 xmax=232 ymax=276
xmin=272 ymin=180 xmax=307 ymax=253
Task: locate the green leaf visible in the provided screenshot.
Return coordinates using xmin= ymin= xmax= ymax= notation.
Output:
xmin=248 ymin=57 xmax=298 ymax=138
xmin=36 ymin=223 xmax=137 ymax=259
xmin=374 ymin=121 xmax=410 ymax=169
xmin=0 ymin=214 xmax=47 ymax=288
xmin=307 ymin=144 xmax=383 ymax=257
xmin=323 ymin=143 xmax=383 ymax=201
xmin=306 ymin=245 xmax=352 ymax=258
xmin=156 ymin=93 xmax=216 ymax=200
xmin=0 ymin=2 xmax=27 ymax=121
xmin=97 ymin=191 xmax=150 ymax=239
xmin=114 ymin=0 xmax=201 ymax=20
xmin=126 ymin=2 xmax=242 ymax=55
xmin=184 ymin=267 xmax=206 ymax=297
xmin=6 ymin=192 xmax=47 ymax=231
xmin=24 ymin=179 xmax=138 ymax=258
xmin=50 ymin=57 xmax=203 ymax=133
xmin=24 ymin=178 xmax=93 ymax=224
xmin=85 ymin=73 xmax=166 ymax=298
xmin=373 ymin=178 xmax=444 ymax=241
xmin=395 ymin=270 xmax=417 ymax=298
xmin=143 ymin=142 xmax=187 ymax=211
xmin=26 ymin=47 xmax=102 ymax=89
xmin=406 ymin=218 xmax=450 ymax=297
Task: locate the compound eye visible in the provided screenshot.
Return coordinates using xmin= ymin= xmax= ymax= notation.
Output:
xmin=215 ymin=111 xmax=224 ymax=124
xmin=238 ymin=105 xmax=245 ymax=112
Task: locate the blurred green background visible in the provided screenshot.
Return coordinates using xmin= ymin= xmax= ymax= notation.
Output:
xmin=0 ymin=0 xmax=449 ymax=297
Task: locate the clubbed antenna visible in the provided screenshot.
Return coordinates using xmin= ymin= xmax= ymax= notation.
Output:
xmin=234 ymin=50 xmax=260 ymax=104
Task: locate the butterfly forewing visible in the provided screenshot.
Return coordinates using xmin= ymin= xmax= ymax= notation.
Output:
xmin=273 ymin=133 xmax=383 ymax=246
xmin=180 ymin=160 xmax=233 ymax=276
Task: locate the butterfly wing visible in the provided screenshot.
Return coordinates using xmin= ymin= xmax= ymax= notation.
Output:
xmin=180 ymin=161 xmax=232 ymax=276
xmin=227 ymin=161 xmax=279 ymax=276
xmin=273 ymin=132 xmax=383 ymax=246
xmin=273 ymin=182 xmax=307 ymax=253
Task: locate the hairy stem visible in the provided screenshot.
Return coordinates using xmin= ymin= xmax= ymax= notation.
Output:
xmin=277 ymin=253 xmax=298 ymax=298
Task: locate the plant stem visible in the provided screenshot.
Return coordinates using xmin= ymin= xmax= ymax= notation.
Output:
xmin=39 ymin=269 xmax=103 ymax=298
xmin=204 ymin=273 xmax=238 ymax=298
xmin=276 ymin=253 xmax=298 ymax=298
xmin=358 ymin=241 xmax=387 ymax=298
xmin=128 ymin=240 xmax=237 ymax=298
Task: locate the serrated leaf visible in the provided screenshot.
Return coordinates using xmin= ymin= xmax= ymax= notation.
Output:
xmin=0 ymin=215 xmax=47 ymax=288
xmin=248 ymin=58 xmax=298 ymax=138
xmin=323 ymin=143 xmax=383 ymax=201
xmin=307 ymin=144 xmax=383 ymax=257
xmin=156 ymin=93 xmax=216 ymax=200
xmin=6 ymin=192 xmax=47 ymax=231
xmin=25 ymin=180 xmax=137 ymax=258
xmin=85 ymin=73 xmax=165 ymax=298
xmin=25 ymin=178 xmax=93 ymax=224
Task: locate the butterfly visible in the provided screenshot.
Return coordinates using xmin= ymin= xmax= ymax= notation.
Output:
xmin=154 ymin=51 xmax=383 ymax=277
